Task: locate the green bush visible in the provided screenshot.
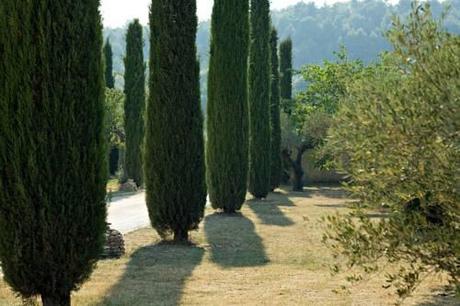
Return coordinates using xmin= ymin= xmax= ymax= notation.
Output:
xmin=324 ymin=3 xmax=460 ymax=300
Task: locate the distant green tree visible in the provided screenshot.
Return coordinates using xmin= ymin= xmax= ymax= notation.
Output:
xmin=324 ymin=3 xmax=460 ymax=301
xmin=124 ymin=19 xmax=145 ymax=187
xmin=206 ymin=0 xmax=250 ymax=213
xmin=281 ymin=48 xmax=364 ymax=191
xmin=104 ymin=39 xmax=115 ymax=89
xmin=279 ymin=38 xmax=293 ymax=115
xmin=269 ymin=27 xmax=282 ymax=191
xmin=0 ymin=1 xmax=107 ymax=305
xmin=145 ymin=0 xmax=206 ymax=242
xmin=105 ymin=89 xmax=125 ymax=177
xmin=102 ymin=0 xmax=460 ymax=98
xmin=248 ymin=0 xmax=271 ymax=199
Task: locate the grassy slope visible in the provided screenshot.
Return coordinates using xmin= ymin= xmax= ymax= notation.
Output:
xmin=0 ymin=186 xmax=455 ymax=305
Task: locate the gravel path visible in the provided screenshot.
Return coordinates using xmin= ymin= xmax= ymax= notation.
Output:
xmin=107 ymin=192 xmax=150 ymax=234
xmin=107 ymin=192 xmax=211 ymax=234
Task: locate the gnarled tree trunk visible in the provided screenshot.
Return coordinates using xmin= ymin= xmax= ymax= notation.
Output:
xmin=282 ymin=143 xmax=313 ymax=192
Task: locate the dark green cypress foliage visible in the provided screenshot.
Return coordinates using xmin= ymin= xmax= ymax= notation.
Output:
xmin=279 ymin=37 xmax=293 ymax=115
xmin=124 ymin=19 xmax=145 ymax=187
xmin=104 ymin=39 xmax=119 ymax=176
xmin=0 ymin=1 xmax=106 ymax=305
xmin=206 ymin=0 xmax=250 ymax=213
xmin=269 ymin=27 xmax=282 ymax=191
xmin=104 ymin=39 xmax=115 ymax=89
xmin=145 ymin=0 xmax=206 ymax=242
xmin=248 ymin=0 xmax=271 ymax=199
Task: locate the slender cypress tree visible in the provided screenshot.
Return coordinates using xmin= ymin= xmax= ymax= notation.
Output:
xmin=145 ymin=0 xmax=206 ymax=242
xmin=279 ymin=37 xmax=293 ymax=115
xmin=104 ymin=39 xmax=115 ymax=89
xmin=0 ymin=1 xmax=106 ymax=305
xmin=248 ymin=0 xmax=271 ymax=199
xmin=269 ymin=27 xmax=282 ymax=191
xmin=206 ymin=0 xmax=250 ymax=213
xmin=104 ymin=39 xmax=119 ymax=176
xmin=124 ymin=19 xmax=145 ymax=187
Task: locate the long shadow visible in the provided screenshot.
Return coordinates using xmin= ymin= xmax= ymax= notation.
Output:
xmin=279 ymin=184 xmax=349 ymax=199
xmin=366 ymin=212 xmax=391 ymax=219
xmin=314 ymin=203 xmax=347 ymax=209
xmin=102 ymin=243 xmax=204 ymax=306
xmin=204 ymin=213 xmax=269 ymax=268
xmin=416 ymin=288 xmax=459 ymax=306
xmin=247 ymin=193 xmax=295 ymax=227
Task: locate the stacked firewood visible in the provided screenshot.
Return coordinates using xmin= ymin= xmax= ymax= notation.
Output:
xmin=101 ymin=224 xmax=125 ymax=259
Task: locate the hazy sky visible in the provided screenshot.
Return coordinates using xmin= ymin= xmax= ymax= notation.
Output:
xmin=100 ymin=0 xmax=349 ymax=28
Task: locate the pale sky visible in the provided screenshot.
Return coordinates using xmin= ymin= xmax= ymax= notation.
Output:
xmin=100 ymin=0 xmax=349 ymax=28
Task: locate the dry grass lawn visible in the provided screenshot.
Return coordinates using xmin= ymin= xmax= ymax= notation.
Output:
xmin=0 ymin=185 xmax=456 ymax=306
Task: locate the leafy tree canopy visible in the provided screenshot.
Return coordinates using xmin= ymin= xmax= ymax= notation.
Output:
xmin=105 ymin=88 xmax=125 ymax=148
xmin=323 ymin=2 xmax=460 ymax=301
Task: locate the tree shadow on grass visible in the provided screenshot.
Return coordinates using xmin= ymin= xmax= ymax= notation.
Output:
xmin=247 ymin=193 xmax=295 ymax=227
xmin=366 ymin=212 xmax=391 ymax=219
xmin=102 ymin=243 xmax=204 ymax=306
xmin=279 ymin=184 xmax=348 ymax=199
xmin=204 ymin=213 xmax=269 ymax=268
xmin=416 ymin=288 xmax=459 ymax=306
xmin=314 ymin=203 xmax=348 ymax=209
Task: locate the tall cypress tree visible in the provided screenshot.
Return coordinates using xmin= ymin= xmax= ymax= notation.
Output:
xmin=0 ymin=1 xmax=106 ymax=305
xmin=279 ymin=37 xmax=293 ymax=115
xmin=124 ymin=19 xmax=145 ymax=187
xmin=248 ymin=0 xmax=271 ymax=199
xmin=145 ymin=0 xmax=206 ymax=242
xmin=269 ymin=27 xmax=282 ymax=191
xmin=104 ymin=39 xmax=115 ymax=89
xmin=206 ymin=0 xmax=250 ymax=213
xmin=104 ymin=39 xmax=119 ymax=176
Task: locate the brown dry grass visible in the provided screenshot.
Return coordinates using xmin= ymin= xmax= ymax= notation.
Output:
xmin=0 ymin=185 xmax=456 ymax=306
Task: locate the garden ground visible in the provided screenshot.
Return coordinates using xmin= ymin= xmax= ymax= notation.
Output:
xmin=0 ymin=185 xmax=456 ymax=306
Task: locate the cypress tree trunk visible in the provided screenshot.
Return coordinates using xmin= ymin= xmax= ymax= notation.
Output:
xmin=0 ymin=0 xmax=106 ymax=304
xmin=279 ymin=38 xmax=293 ymax=115
xmin=41 ymin=293 xmax=71 ymax=306
xmin=145 ymin=0 xmax=206 ymax=242
xmin=124 ymin=19 xmax=146 ymax=187
xmin=269 ymin=27 xmax=282 ymax=191
xmin=206 ymin=0 xmax=250 ymax=213
xmin=248 ymin=0 xmax=272 ymax=199
xmin=104 ymin=39 xmax=115 ymax=89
